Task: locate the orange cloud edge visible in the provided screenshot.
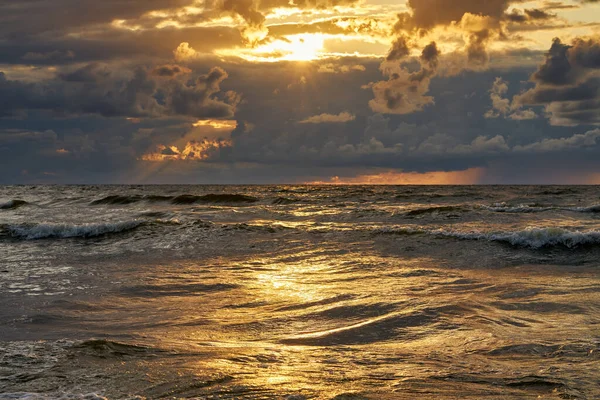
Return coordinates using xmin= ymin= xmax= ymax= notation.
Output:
xmin=306 ymin=167 xmax=486 ymax=185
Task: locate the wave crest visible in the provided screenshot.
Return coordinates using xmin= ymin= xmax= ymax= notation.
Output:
xmin=406 ymin=206 xmax=465 ymax=216
xmin=171 ymin=194 xmax=258 ymax=204
xmin=90 ymin=193 xmax=259 ymax=206
xmin=480 ymin=203 xmax=600 ymax=214
xmin=272 ymin=197 xmax=300 ymax=205
xmin=377 ymin=226 xmax=600 ymax=248
xmin=90 ymin=195 xmax=142 ymax=205
xmin=0 ymin=200 xmax=28 ymax=210
xmin=3 ymin=220 xmax=143 ymax=240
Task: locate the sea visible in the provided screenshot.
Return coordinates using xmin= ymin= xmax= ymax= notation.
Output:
xmin=0 ymin=185 xmax=598 ymax=399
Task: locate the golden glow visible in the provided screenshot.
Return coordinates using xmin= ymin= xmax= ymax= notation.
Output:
xmin=174 ymin=42 xmax=198 ymax=61
xmin=104 ymin=0 xmax=600 ymax=65
xmin=217 ymin=33 xmax=327 ymax=62
xmin=307 ymin=168 xmax=486 ymax=185
xmin=141 ymin=140 xmax=232 ymax=162
xmin=192 ymin=120 xmax=237 ymax=130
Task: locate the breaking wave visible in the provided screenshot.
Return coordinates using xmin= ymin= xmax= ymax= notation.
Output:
xmin=272 ymin=197 xmax=300 ymax=205
xmin=377 ymin=226 xmax=600 ymax=249
xmin=438 ymin=227 xmax=600 ymax=248
xmin=0 ymin=199 xmax=28 ymax=210
xmin=90 ymin=195 xmax=143 ymax=205
xmin=171 ymin=194 xmax=259 ymax=204
xmin=90 ymin=193 xmax=259 ymax=206
xmin=2 ymin=220 xmax=143 ymax=240
xmin=479 ymin=203 xmax=600 ymax=214
xmin=405 ymin=205 xmax=466 ymax=216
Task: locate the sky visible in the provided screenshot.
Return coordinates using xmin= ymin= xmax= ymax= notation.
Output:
xmin=1 ymin=0 xmax=600 ymax=184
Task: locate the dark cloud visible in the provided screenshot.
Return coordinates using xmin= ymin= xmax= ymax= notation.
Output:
xmin=168 ymin=67 xmax=239 ymax=118
xmin=2 ymin=61 xmax=600 ymax=184
xmin=0 ymin=65 xmax=238 ymax=119
xmin=466 ymin=29 xmax=492 ymax=66
xmin=0 ymin=0 xmax=194 ymax=38
xmin=532 ymin=38 xmax=574 ymax=85
xmin=377 ymin=0 xmax=519 ymax=116
xmin=514 ymin=36 xmax=600 ymax=125
xmin=1 ymin=0 xmax=600 ymax=183
xmin=504 ymin=8 xmax=557 ymax=23
xmin=151 ymin=65 xmax=192 ymax=78
xmin=58 ymin=63 xmax=111 ymax=82
xmin=369 ymin=42 xmax=440 ymax=115
xmin=525 ymin=8 xmax=556 ymax=20
xmin=0 ymin=26 xmax=243 ymax=66
xmin=386 ymin=36 xmax=410 ymax=62
xmin=402 ymin=0 xmax=513 ymax=30
xmin=207 ymin=0 xmax=361 ymax=28
xmin=421 ymin=42 xmax=440 ymax=67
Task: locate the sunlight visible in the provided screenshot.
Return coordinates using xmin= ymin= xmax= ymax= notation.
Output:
xmin=140 ymin=140 xmax=232 ymax=162
xmin=192 ymin=120 xmax=237 ymax=130
xmin=217 ymin=33 xmax=326 ymax=62
xmin=306 ymin=168 xmax=486 ymax=185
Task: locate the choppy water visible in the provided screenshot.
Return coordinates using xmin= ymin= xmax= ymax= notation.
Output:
xmin=0 ymin=185 xmax=599 ymax=399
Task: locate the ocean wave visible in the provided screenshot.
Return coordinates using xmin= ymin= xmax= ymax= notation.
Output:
xmin=478 ymin=204 xmax=553 ymax=213
xmin=406 ymin=205 xmax=466 ymax=216
xmin=458 ymin=227 xmax=600 ymax=248
xmin=480 ymin=203 xmax=600 ymax=214
xmin=0 ymin=199 xmax=28 ymax=210
xmin=2 ymin=220 xmax=143 ymax=240
xmin=91 ymin=193 xmax=259 ymax=206
xmin=224 ymin=223 xmax=289 ymax=233
xmin=567 ymin=205 xmax=600 ymax=213
xmin=272 ymin=197 xmax=300 ymax=205
xmin=377 ymin=226 xmax=600 ymax=248
xmin=0 ymin=394 xmax=108 ymax=400
xmin=171 ymin=194 xmax=258 ymax=204
xmin=90 ymin=195 xmax=142 ymax=205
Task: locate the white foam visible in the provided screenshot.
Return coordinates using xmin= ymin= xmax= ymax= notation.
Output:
xmin=484 ymin=227 xmax=600 ymax=248
xmin=479 ymin=203 xmax=600 ymax=214
xmin=566 ymin=205 xmax=600 ymax=213
xmin=6 ymin=220 xmax=143 ymax=240
xmin=377 ymin=225 xmax=600 ymax=248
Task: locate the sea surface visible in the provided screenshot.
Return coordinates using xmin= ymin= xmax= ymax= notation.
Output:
xmin=0 ymin=185 xmax=599 ymax=399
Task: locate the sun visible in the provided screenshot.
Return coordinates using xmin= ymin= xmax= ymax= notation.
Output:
xmin=281 ymin=34 xmax=325 ymax=61
xmin=217 ymin=33 xmax=326 ymax=62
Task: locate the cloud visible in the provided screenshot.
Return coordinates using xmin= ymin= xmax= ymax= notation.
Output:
xmin=299 ymin=111 xmax=356 ymax=124
xmin=208 ymin=0 xmax=361 ymax=28
xmin=0 ymin=65 xmax=239 ymax=120
xmin=509 ymin=109 xmax=538 ymax=120
xmin=317 ymin=63 xmax=366 ymax=74
xmin=373 ymin=0 xmax=523 ymax=117
xmin=399 ymin=0 xmax=513 ymax=30
xmin=369 ymin=42 xmax=439 ymax=114
xmin=151 ymin=65 xmax=192 ymax=77
xmin=141 ymin=139 xmax=232 ymax=161
xmin=0 ymin=0 xmax=194 ymax=37
xmin=504 ymin=8 xmax=557 ymax=23
xmin=513 ymin=36 xmax=600 ymax=125
xmin=174 ymin=42 xmax=200 ymax=62
xmin=484 ymin=77 xmax=537 ymax=119
xmin=58 ymin=63 xmax=111 ymax=82
xmin=514 ymin=129 xmax=600 ymax=152
xmin=484 ymin=77 xmax=510 ymax=118
xmin=386 ymin=36 xmax=411 ymax=62
xmin=307 ymin=167 xmax=486 ymax=185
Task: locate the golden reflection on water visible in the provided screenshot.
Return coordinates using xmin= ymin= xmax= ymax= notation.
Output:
xmin=160 ymin=252 xmax=599 ymax=398
xmin=29 ymin=245 xmax=599 ymax=398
